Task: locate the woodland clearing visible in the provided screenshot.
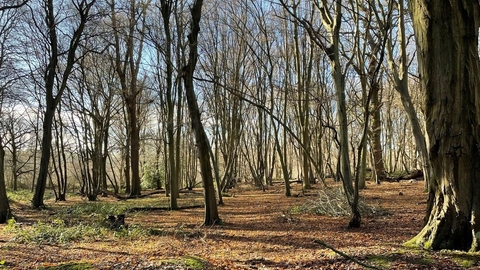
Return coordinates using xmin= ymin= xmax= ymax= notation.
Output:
xmin=1 ymin=180 xmax=479 ymax=269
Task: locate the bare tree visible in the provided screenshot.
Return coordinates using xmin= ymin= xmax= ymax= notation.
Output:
xmin=32 ymin=0 xmax=97 ymax=208
xmin=182 ymin=0 xmax=220 ymax=226
xmin=109 ymin=0 xmax=150 ymax=197
xmin=386 ymin=0 xmax=430 ymax=187
xmin=0 ymin=0 xmax=26 ymax=223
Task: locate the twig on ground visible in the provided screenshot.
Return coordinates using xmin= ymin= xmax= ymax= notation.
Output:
xmin=313 ymin=239 xmax=382 ymax=270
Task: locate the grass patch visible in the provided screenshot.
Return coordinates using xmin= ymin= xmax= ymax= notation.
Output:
xmin=7 ymin=189 xmax=56 ymax=204
xmin=4 ymin=218 xmax=106 ymax=244
xmin=58 ymin=202 xmax=129 ymax=216
xmin=4 ymin=217 xmax=155 ymax=244
xmin=3 ymin=189 xmax=206 ymax=245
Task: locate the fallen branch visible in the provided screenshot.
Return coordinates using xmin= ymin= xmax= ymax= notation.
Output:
xmin=129 ymin=204 xmax=204 ymax=212
xmin=313 ymin=239 xmax=382 ymax=270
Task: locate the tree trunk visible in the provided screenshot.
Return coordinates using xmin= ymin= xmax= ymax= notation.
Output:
xmin=10 ymin=128 xmax=18 ymax=191
xmin=128 ymin=102 xmax=141 ymax=197
xmin=183 ymin=0 xmax=220 ymax=226
xmin=407 ymin=0 xmax=480 ymax=251
xmin=32 ymin=106 xmax=55 ymax=208
xmin=0 ymin=141 xmax=11 ymax=223
xmin=161 ymin=0 xmax=178 ymax=209
xmin=371 ymin=81 xmax=386 ymax=181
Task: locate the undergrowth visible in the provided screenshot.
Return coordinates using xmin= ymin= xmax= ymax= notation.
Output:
xmin=292 ymin=186 xmax=389 ymax=217
xmin=4 ymin=212 xmax=156 ymax=245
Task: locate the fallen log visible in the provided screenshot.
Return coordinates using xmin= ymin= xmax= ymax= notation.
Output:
xmin=383 ymin=170 xmax=424 ymax=182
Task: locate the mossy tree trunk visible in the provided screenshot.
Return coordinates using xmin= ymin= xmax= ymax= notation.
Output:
xmin=407 ymin=0 xmax=480 ymax=251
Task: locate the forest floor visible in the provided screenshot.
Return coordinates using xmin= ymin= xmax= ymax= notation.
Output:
xmin=1 ymin=180 xmax=480 ymax=269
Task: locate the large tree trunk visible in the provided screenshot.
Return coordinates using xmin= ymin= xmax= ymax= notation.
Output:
xmin=183 ymin=0 xmax=220 ymax=226
xmin=407 ymin=0 xmax=480 ymax=251
xmin=128 ymin=102 xmax=141 ymax=197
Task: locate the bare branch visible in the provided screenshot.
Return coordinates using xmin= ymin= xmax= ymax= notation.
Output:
xmin=0 ymin=0 xmax=28 ymax=11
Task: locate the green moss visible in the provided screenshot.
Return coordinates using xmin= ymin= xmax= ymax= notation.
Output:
xmin=365 ymin=255 xmax=392 ymax=268
xmin=441 ymin=250 xmax=480 ymax=268
xmin=423 ymin=241 xmax=433 ymax=250
xmin=182 ymin=255 xmax=208 ymax=269
xmin=403 ymin=237 xmax=420 ymax=249
xmin=38 ymin=262 xmax=93 ymax=270
xmin=456 ymin=258 xmax=476 ymax=268
xmin=404 ymin=235 xmax=432 ymax=250
xmin=160 ymin=255 xmax=208 ymax=270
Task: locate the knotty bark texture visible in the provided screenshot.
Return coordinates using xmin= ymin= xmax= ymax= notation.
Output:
xmin=408 ymin=0 xmax=480 ymax=251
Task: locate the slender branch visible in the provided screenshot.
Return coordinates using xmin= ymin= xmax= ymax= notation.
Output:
xmin=313 ymin=239 xmax=382 ymax=270
xmin=0 ymin=0 xmax=28 ymax=11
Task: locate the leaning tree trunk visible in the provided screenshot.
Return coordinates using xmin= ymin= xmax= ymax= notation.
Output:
xmin=183 ymin=0 xmax=220 ymax=226
xmin=407 ymin=0 xmax=480 ymax=251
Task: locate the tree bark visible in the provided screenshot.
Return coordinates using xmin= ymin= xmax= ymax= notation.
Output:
xmin=371 ymin=81 xmax=386 ymax=181
xmin=0 ymin=140 xmax=11 ymax=223
xmin=407 ymin=0 xmax=480 ymax=251
xmin=160 ymin=0 xmax=178 ymax=209
xmin=183 ymin=0 xmax=220 ymax=226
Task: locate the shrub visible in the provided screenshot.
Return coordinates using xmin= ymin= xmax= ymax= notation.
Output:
xmin=294 ymin=187 xmax=388 ymax=217
xmin=141 ymin=165 xmax=163 ymax=189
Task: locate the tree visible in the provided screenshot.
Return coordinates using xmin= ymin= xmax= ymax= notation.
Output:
xmin=4 ymin=109 xmax=34 ymax=191
xmin=182 ymin=0 xmax=220 ymax=226
xmin=0 ymin=0 xmax=26 ymax=224
xmin=159 ymin=0 xmax=179 ymax=209
xmin=406 ymin=0 xmax=480 ymax=251
xmin=0 ymin=136 xmax=8 ymax=223
xmin=386 ymin=0 xmax=429 ymax=187
xmin=32 ymin=0 xmax=97 ymax=208
xmin=282 ymin=0 xmax=360 ymax=226
xmin=109 ymin=0 xmax=150 ymax=197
